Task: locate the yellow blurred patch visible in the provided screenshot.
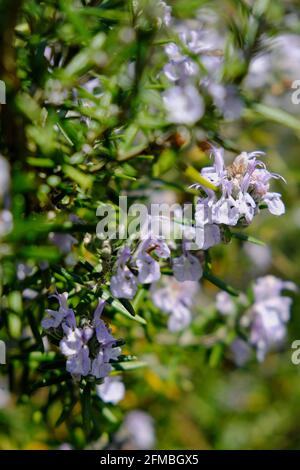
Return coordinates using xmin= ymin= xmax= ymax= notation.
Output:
xmin=145 ymin=370 xmax=180 ymax=399
xmin=23 ymin=442 xmax=49 ymax=450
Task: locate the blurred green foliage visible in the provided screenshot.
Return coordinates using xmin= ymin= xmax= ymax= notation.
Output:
xmin=0 ymin=0 xmax=300 ymax=450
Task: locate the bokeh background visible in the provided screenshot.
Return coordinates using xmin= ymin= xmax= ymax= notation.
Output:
xmin=0 ymin=0 xmax=300 ymax=450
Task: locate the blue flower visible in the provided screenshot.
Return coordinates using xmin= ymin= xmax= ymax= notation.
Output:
xmin=195 ymin=147 xmax=286 ymax=229
xmin=96 ymin=376 xmax=125 ymax=404
xmin=110 ymin=246 xmax=138 ymax=299
xmin=42 ymin=291 xmax=76 ymax=330
xmin=136 ymin=235 xmax=170 ymax=284
xmin=248 ymin=276 xmax=297 ymax=361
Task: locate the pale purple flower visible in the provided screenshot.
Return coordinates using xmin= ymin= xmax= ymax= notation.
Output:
xmin=0 ymin=210 xmax=13 ymax=237
xmin=136 ymin=253 xmax=161 ymax=284
xmin=194 ymin=194 xmax=221 ymax=249
xmin=42 ymin=292 xmax=76 ymax=330
xmin=150 ymin=276 xmax=198 ymax=332
xmin=103 ymin=345 xmax=122 ymax=364
xmin=91 ymin=352 xmax=112 ymax=379
xmin=60 ymin=326 xmax=91 ymax=357
xmin=172 ymin=250 xmax=202 ymax=282
xmin=122 ymin=411 xmax=155 ymax=450
xmin=58 ymin=443 xmax=73 ymax=450
xmin=164 ymin=43 xmax=184 ymax=63
xmin=60 ymin=324 xmax=92 ymax=377
xmin=17 ymin=262 xmax=34 ymax=281
xmin=0 ymin=377 xmax=10 ymax=409
xmin=110 ymin=246 xmax=138 ymax=299
xmin=66 ymin=345 xmax=91 ymax=377
xmin=200 ymin=223 xmax=221 ymax=250
xmin=136 ymin=236 xmax=170 ymax=284
xmin=0 ymin=155 xmax=10 ymax=199
xmin=22 ymin=288 xmax=39 ymax=300
xmin=212 ymin=196 xmax=240 ymax=226
xmin=163 ymin=41 xmax=198 ymax=82
xmin=82 ymin=77 xmax=101 ymax=96
xmin=208 ymin=83 xmax=243 ymax=120
xmin=157 ymin=1 xmax=172 ymax=27
xmin=91 ymin=346 xmax=121 ymax=379
xmin=246 ymin=54 xmax=272 ymax=90
xmin=44 ymin=44 xmax=64 ymax=68
xmin=111 ymin=238 xmax=170 ymax=296
xmin=230 ymin=339 xmax=251 ymax=367
xmin=179 ymin=29 xmax=208 ymax=54
xmin=163 ymin=85 xmax=204 ymax=125
xmin=93 ymin=299 xmax=116 ymax=346
xmin=244 ymin=243 xmax=272 ymax=272
xmin=138 ymin=235 xmax=170 ymax=258
xmin=246 ymin=34 xmax=300 ymax=112
xmin=235 ymin=192 xmax=256 ymax=225
xmin=216 ymin=291 xmax=236 ymax=315
xmin=49 ymin=233 xmax=77 ymax=254
xmin=96 ymin=376 xmax=125 ymax=404
xmin=163 ymin=17 xmax=222 ymax=83
xmin=200 ymin=147 xmax=226 ymax=188
xmin=110 ymin=269 xmax=137 ymax=299
xmin=263 ymin=192 xmax=285 ymax=216
xmin=253 ymin=275 xmax=297 ymax=302
xmin=163 ymin=59 xmax=198 ymax=82
xmin=249 ymin=276 xmax=296 ymax=361
xmin=250 ymin=300 xmax=288 ymax=362
xmin=91 ymin=299 xmax=121 ymax=379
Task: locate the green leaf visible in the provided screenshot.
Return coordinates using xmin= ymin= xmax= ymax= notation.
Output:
xmin=81 ymin=384 xmax=92 ymax=435
xmin=102 ymin=406 xmax=118 ymax=424
xmin=231 ymin=231 xmax=265 ymax=246
xmin=26 ymin=157 xmax=55 ymax=168
xmin=184 ymin=165 xmax=218 ymax=191
xmin=118 ymin=298 xmax=136 ymax=316
xmin=248 ymin=103 xmax=300 ymax=134
xmin=26 ymin=307 xmax=44 ymax=352
xmin=79 ymin=7 xmax=129 ymax=22
xmin=209 ymin=343 xmax=224 ymax=368
xmin=203 ymin=271 xmax=240 ymax=297
xmin=63 ymin=164 xmax=93 ymax=190
xmin=153 ymin=149 xmax=176 ymax=177
xmin=101 ymin=289 xmax=146 ymax=324
xmin=56 ymin=398 xmax=78 ymax=427
xmin=18 ymin=246 xmax=61 ymax=262
xmin=31 ymin=373 xmax=71 ymax=391
xmin=111 ymin=361 xmax=147 ymax=371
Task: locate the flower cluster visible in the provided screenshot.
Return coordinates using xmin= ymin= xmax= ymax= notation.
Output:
xmin=110 ymin=147 xmax=285 ymax=312
xmin=110 ymin=239 xmax=203 ymax=331
xmin=216 ymin=276 xmax=296 ymax=362
xmin=42 ymin=293 xmax=121 ymax=380
xmin=150 ymin=275 xmax=199 ymax=332
xmin=110 ymin=236 xmax=170 ymax=299
xmin=161 ymin=7 xmax=244 ymax=123
xmin=163 ymin=84 xmax=204 ymax=125
xmin=108 ymin=146 xmax=287 ymax=340
xmin=247 ymin=276 xmax=297 ymax=361
xmin=194 ymin=147 xmax=285 ymax=243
